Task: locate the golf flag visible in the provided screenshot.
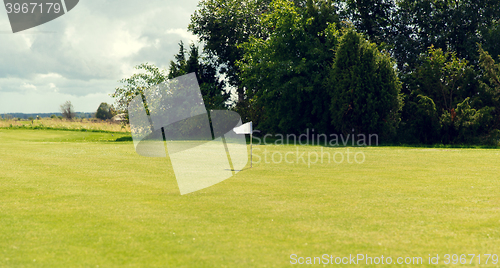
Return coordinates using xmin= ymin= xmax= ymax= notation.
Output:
xmin=233 ymin=122 xmax=252 ymax=134
xmin=233 ymin=122 xmax=253 ymax=167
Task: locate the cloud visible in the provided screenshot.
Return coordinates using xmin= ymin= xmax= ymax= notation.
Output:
xmin=0 ymin=0 xmax=201 ymax=112
xmin=165 ymin=28 xmax=198 ymax=41
xmin=21 ymin=82 xmax=37 ymax=90
xmin=0 ymin=74 xmax=118 ymax=96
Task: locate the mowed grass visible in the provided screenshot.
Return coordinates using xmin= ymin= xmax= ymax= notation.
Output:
xmin=1 ymin=129 xmax=500 ymax=267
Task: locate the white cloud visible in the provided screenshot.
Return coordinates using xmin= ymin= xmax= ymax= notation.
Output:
xmin=0 ymin=0 xmax=201 ymax=112
xmin=21 ymin=83 xmax=37 ymax=90
xmin=165 ymin=28 xmax=198 ymax=43
xmin=37 ymin=73 xmax=63 ymax=79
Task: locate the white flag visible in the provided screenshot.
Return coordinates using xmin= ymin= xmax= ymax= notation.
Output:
xmin=233 ymin=122 xmax=252 ymax=134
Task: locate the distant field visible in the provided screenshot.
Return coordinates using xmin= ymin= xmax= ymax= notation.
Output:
xmin=1 ymin=129 xmax=500 ymax=267
xmin=0 ymin=118 xmax=130 ymax=133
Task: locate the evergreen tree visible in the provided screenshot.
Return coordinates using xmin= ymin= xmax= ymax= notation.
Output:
xmin=168 ymin=42 xmax=230 ymax=110
xmin=329 ymin=28 xmax=402 ymax=138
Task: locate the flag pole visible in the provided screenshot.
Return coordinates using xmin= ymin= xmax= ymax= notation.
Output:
xmin=250 ymin=122 xmax=253 ymax=168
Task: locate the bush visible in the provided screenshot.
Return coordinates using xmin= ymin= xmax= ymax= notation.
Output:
xmin=95 ymin=102 xmax=115 ymax=120
xmin=439 ymin=98 xmax=496 ymax=144
xmin=399 ymin=94 xmax=440 ymax=144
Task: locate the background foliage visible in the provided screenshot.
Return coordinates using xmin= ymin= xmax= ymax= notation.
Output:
xmin=112 ymin=0 xmax=500 ymax=145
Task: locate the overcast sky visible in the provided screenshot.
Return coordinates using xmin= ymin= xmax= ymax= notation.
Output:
xmin=0 ymin=0 xmax=201 ymax=113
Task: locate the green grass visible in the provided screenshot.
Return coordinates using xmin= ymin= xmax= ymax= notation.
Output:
xmin=1 ymin=129 xmax=500 ymax=267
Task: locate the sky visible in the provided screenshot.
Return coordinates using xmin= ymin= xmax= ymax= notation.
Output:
xmin=0 ymin=0 xmax=201 ymax=113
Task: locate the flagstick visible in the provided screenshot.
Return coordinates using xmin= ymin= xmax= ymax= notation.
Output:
xmin=250 ymin=131 xmax=253 ymax=168
xmin=250 ymin=122 xmax=253 ymax=168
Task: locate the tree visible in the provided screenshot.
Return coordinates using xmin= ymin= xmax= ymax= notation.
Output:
xmin=238 ymin=0 xmax=340 ymax=134
xmin=398 ymin=94 xmax=440 ymax=144
xmin=482 ymin=21 xmax=500 ymax=61
xmin=479 ymin=45 xmax=500 ymax=98
xmin=399 ymin=45 xmax=499 ymax=144
xmin=60 ymin=101 xmax=75 ymax=120
xmin=111 ymin=63 xmax=169 ymax=115
xmin=343 ymin=0 xmax=396 ymax=45
xmin=398 ymin=0 xmax=499 ymax=68
xmin=168 ymin=42 xmax=230 ymax=110
xmin=341 ymin=0 xmax=500 ymax=72
xmin=189 ymin=0 xmax=272 ymax=103
xmin=328 ymin=28 xmax=402 ymax=138
xmin=112 ymin=50 xmax=229 ymax=124
xmin=476 ymin=45 xmax=500 ymax=132
xmin=95 ymin=102 xmax=115 ymax=120
xmin=408 ymin=46 xmax=474 ymax=115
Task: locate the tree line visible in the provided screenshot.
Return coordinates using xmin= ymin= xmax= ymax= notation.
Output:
xmin=113 ymin=0 xmax=500 ymax=145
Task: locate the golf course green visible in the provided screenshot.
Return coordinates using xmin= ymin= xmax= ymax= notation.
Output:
xmin=1 ymin=128 xmax=500 ymax=267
